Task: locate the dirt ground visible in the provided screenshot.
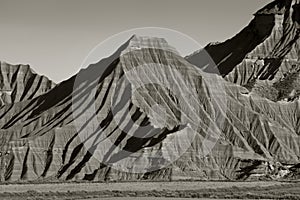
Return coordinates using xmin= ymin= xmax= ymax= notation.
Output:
xmin=0 ymin=181 xmax=299 ymax=199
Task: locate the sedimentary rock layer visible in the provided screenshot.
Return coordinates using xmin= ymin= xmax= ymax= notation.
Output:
xmin=0 ymin=34 xmax=299 ymax=182
xmin=0 ymin=62 xmax=55 ymax=106
xmin=187 ymin=0 xmax=300 ymax=102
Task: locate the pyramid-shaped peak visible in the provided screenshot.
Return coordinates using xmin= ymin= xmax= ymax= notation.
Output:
xmin=122 ymin=34 xmax=180 ymax=55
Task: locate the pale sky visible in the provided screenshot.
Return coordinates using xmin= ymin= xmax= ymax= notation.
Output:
xmin=0 ymin=0 xmax=273 ymax=83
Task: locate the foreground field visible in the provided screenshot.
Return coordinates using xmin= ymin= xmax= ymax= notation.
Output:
xmin=0 ymin=181 xmax=299 ymax=199
xmin=95 ymin=198 xmax=236 ymax=199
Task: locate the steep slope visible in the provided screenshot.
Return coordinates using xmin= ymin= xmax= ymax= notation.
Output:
xmin=0 ymin=35 xmax=299 ymax=182
xmin=187 ymin=0 xmax=300 ymax=101
xmin=0 ymin=62 xmax=55 ymax=106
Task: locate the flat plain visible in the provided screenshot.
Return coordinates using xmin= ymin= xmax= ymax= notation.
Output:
xmin=0 ymin=181 xmax=299 ymax=199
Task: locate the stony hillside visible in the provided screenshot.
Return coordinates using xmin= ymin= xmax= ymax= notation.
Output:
xmin=187 ymin=0 xmax=300 ymax=102
xmin=0 ymin=34 xmax=299 ymax=182
xmin=0 ymin=62 xmax=55 ymax=106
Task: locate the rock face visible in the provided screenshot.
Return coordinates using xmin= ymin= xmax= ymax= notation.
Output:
xmin=0 ymin=33 xmax=299 ymax=182
xmin=0 ymin=62 xmax=55 ymax=106
xmin=187 ymin=0 xmax=300 ymax=102
xmin=0 ymin=0 xmax=300 ymax=182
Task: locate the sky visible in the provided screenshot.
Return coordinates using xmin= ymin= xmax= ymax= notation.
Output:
xmin=0 ymin=0 xmax=273 ymax=83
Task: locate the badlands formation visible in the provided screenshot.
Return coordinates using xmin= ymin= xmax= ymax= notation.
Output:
xmin=0 ymin=0 xmax=300 ymax=182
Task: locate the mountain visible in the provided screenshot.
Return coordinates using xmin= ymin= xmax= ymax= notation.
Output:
xmin=187 ymin=0 xmax=300 ymax=102
xmin=0 ymin=33 xmax=299 ymax=182
xmin=0 ymin=0 xmax=300 ymax=182
xmin=0 ymin=61 xmax=55 ymax=106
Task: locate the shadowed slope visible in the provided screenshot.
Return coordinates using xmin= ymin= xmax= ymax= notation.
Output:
xmin=0 ymin=34 xmax=299 ymax=182
xmin=187 ymin=0 xmax=300 ymax=102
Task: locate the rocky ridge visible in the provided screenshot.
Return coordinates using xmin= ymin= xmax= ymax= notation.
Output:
xmin=0 ymin=0 xmax=300 ymax=182
xmin=187 ymin=0 xmax=300 ymax=102
xmin=0 ymin=34 xmax=299 ymax=182
xmin=0 ymin=62 xmax=55 ymax=106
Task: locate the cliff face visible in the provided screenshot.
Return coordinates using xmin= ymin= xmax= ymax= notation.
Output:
xmin=0 ymin=62 xmax=55 ymax=106
xmin=0 ymin=35 xmax=299 ymax=182
xmin=187 ymin=0 xmax=300 ymax=102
